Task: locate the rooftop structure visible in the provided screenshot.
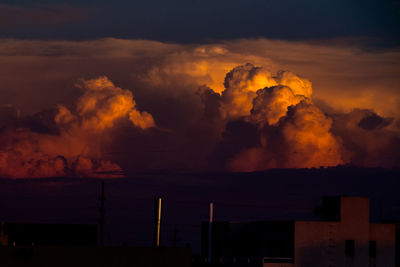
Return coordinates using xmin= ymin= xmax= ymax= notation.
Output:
xmin=201 ymin=196 xmax=396 ymax=267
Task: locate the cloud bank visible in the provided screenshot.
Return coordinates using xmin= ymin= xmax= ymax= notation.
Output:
xmin=0 ymin=38 xmax=399 ymax=178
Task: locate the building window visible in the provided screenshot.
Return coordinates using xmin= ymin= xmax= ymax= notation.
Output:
xmin=369 ymin=241 xmax=376 ymax=258
xmin=345 ymin=240 xmax=355 ymax=257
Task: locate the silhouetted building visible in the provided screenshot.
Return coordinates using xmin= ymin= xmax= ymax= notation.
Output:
xmin=0 ymin=222 xmax=192 ymax=267
xmin=396 ymin=223 xmax=400 ymax=267
xmin=0 ymin=223 xmax=97 ymax=247
xmin=0 ymin=247 xmax=192 ymax=267
xmin=202 ymin=196 xmax=396 ymax=267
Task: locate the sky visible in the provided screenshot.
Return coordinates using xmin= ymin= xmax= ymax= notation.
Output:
xmin=0 ymin=0 xmax=400 ymax=253
xmin=0 ymin=0 xmax=399 ymax=45
xmin=0 ymin=0 xmax=399 ymax=178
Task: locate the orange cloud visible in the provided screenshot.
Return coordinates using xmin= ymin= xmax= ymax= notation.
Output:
xmin=0 ymin=77 xmax=154 ymax=178
xmin=280 ymin=100 xmax=345 ymax=168
xmin=73 ymin=77 xmax=155 ymax=131
xmin=222 ymin=73 xmax=344 ymax=171
xmin=0 ymin=38 xmax=398 ymax=175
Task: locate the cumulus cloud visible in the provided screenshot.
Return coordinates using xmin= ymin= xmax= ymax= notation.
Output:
xmin=207 ymin=64 xmax=344 ymax=171
xmin=250 ymin=85 xmax=306 ymax=126
xmin=218 ymin=64 xmax=312 ymax=121
xmin=0 ymin=38 xmax=399 ymax=177
xmin=220 ymin=64 xmax=277 ymax=119
xmin=73 ymin=77 xmax=155 ymax=130
xmin=279 ymin=100 xmax=345 ymax=168
xmin=0 ymin=77 xmax=155 ymax=178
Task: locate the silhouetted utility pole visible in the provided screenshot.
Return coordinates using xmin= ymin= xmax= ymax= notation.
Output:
xmin=172 ymin=225 xmax=180 ymax=247
xmin=99 ymin=181 xmax=105 ymax=247
xmin=154 ymin=197 xmax=163 ymax=247
xmin=208 ymin=202 xmax=214 ymax=263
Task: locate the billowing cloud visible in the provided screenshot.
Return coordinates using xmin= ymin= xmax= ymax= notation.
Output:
xmin=279 ymin=100 xmax=345 ymax=168
xmin=209 ymin=64 xmax=344 ymax=171
xmin=0 ymin=38 xmax=399 ymax=177
xmin=0 ymin=77 xmax=154 ymax=178
xmin=220 ymin=64 xmax=277 ymax=119
xmin=230 ymin=100 xmax=346 ymax=171
xmin=209 ymin=64 xmax=312 ymax=121
xmin=72 ymin=77 xmax=155 ymax=130
xmin=250 ymin=85 xmax=306 ymax=126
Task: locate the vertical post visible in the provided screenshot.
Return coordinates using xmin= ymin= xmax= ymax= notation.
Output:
xmin=172 ymin=225 xmax=178 ymax=247
xmin=99 ymin=181 xmax=105 ymax=247
xmin=154 ymin=197 xmax=163 ymax=247
xmin=208 ymin=202 xmax=214 ymax=263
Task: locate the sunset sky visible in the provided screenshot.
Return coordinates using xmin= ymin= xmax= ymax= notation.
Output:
xmin=1 ymin=0 xmax=400 ymax=255
xmin=0 ymin=0 xmax=399 ymax=178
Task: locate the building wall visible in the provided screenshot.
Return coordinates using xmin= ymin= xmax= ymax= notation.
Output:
xmin=294 ymin=221 xmax=341 ymax=267
xmin=370 ymin=223 xmax=396 ymax=267
xmin=289 ymin=197 xmax=395 ymax=267
xmin=219 ymin=196 xmax=396 ymax=267
xmin=339 ymin=196 xmax=370 ymax=267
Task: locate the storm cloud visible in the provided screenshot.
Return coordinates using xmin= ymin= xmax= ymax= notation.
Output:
xmin=0 ymin=38 xmax=399 ymax=178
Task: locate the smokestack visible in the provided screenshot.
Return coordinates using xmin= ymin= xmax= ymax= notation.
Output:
xmin=154 ymin=197 xmax=163 ymax=247
xmin=99 ymin=181 xmax=105 ymax=247
xmin=208 ymin=202 xmax=214 ymax=263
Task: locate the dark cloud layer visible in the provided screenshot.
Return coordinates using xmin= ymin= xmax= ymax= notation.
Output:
xmin=0 ymin=4 xmax=90 ymax=29
xmin=0 ymin=0 xmax=399 ymax=46
xmin=358 ymin=112 xmax=393 ymax=130
xmin=332 ymin=109 xmax=400 ymax=168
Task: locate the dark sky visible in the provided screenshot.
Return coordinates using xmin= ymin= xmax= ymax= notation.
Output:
xmin=1 ymin=0 xmax=399 ymax=45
